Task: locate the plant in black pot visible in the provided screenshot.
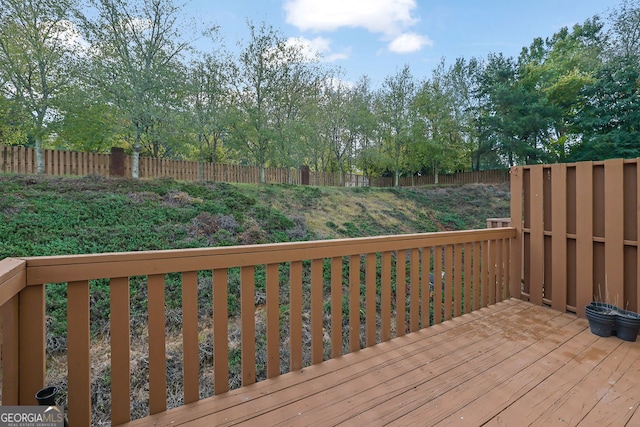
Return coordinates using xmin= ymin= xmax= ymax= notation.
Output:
xmin=586 ymin=284 xmax=619 ymax=337
xmin=585 ymin=302 xmax=617 ymax=337
xmin=616 ymin=307 xmax=640 ymax=342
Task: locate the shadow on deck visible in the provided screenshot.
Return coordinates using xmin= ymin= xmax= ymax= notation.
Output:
xmin=126 ymin=299 xmax=640 ymax=426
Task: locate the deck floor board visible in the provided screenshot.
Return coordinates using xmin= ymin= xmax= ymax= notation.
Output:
xmin=122 ymin=299 xmax=640 ymax=427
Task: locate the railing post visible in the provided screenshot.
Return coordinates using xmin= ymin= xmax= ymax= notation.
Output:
xmin=0 ymin=258 xmax=27 ymax=405
xmin=510 ymin=167 xmax=523 ymax=300
xmin=19 ymin=283 xmax=46 ymax=405
xmin=1 ymin=297 xmax=19 ymax=405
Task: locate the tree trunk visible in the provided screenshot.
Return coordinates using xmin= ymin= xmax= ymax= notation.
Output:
xmin=35 ymin=136 xmax=44 ymax=174
xmin=394 ymin=169 xmax=399 ymax=187
xmin=132 ymin=144 xmax=140 ymax=179
xmin=260 ymin=165 xmax=265 ymax=184
xmin=198 ymin=135 xmax=205 ymax=181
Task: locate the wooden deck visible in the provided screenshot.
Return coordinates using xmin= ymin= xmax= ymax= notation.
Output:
xmin=125 ymin=299 xmax=640 ymax=426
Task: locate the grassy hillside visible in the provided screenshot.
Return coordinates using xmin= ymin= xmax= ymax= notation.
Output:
xmin=0 ymin=174 xmax=510 ymax=422
xmin=0 ymin=174 xmax=510 ymax=259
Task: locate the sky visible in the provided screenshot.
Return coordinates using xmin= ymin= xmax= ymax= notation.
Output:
xmin=189 ymin=0 xmax=623 ymax=86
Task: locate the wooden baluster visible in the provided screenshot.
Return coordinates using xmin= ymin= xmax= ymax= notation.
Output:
xmin=349 ymin=255 xmax=361 ymax=352
xmin=365 ymin=253 xmax=377 ymax=347
xmin=409 ymin=249 xmax=419 ymax=332
xmin=182 ymin=272 xmax=199 ymax=404
xmin=240 ymin=266 xmax=255 ymax=386
xmin=420 ymin=248 xmax=430 ymax=328
xmin=396 ymin=251 xmax=406 ymax=336
xmin=473 ymin=242 xmax=481 ymax=311
xmin=433 ymin=246 xmax=443 ymax=325
xmin=213 ymin=269 xmax=228 ymax=394
xmin=266 ymin=264 xmax=280 ymax=378
xmin=148 ymin=274 xmax=166 ymax=414
xmin=290 ymin=261 xmax=303 ymax=371
xmin=311 ymin=259 xmax=323 ymax=364
xmin=330 ymin=257 xmax=343 ymax=358
xmin=454 ymin=244 xmax=463 ymax=317
xmin=68 ymin=280 xmax=91 ymax=426
xmin=110 ymin=277 xmax=131 ymax=425
xmin=444 ymin=245 xmax=453 ymax=321
xmin=381 ymin=252 xmax=392 ymax=341
xmin=463 ymin=243 xmax=471 ymax=314
xmin=490 ymin=240 xmax=497 ymax=304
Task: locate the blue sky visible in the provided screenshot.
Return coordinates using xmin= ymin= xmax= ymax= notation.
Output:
xmin=189 ymin=0 xmax=622 ymax=86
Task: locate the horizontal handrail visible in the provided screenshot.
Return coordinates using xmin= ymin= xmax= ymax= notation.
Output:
xmin=24 ymin=228 xmax=515 ymax=284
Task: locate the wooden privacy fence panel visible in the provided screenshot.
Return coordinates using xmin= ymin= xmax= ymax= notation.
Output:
xmin=511 ymin=159 xmax=640 ymax=318
xmin=0 ymin=146 xmax=110 ymax=176
xmin=11 ymin=227 xmax=513 ymax=425
xmin=1 ymin=146 xmax=508 ymax=187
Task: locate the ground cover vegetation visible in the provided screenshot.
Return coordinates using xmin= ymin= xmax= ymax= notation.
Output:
xmin=0 ymin=174 xmax=509 ymax=422
xmin=2 ymin=0 xmax=640 ymax=186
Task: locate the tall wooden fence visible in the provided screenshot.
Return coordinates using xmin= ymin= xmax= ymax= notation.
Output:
xmin=370 ymin=170 xmax=509 ymax=187
xmin=510 ymin=159 xmax=640 ymax=318
xmin=0 ymin=145 xmax=509 ymax=187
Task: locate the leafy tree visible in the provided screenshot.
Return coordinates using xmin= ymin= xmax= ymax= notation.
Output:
xmin=53 ymin=82 xmax=123 ymax=152
xmin=0 ymin=0 xmax=80 ymax=172
xmin=297 ymin=81 xmax=332 ymax=174
xmin=477 ymin=53 xmax=554 ymax=166
xmin=81 ymin=0 xmax=192 ymax=178
xmin=0 ymin=85 xmax=27 ymax=145
xmin=270 ymin=56 xmax=323 ymax=179
xmin=317 ymin=78 xmax=352 ymax=185
xmin=609 ymin=0 xmax=640 ymax=60
xmin=351 ymin=76 xmax=380 ymax=183
xmin=376 ymin=65 xmax=417 ymax=186
xmin=229 ymin=22 xmax=295 ymax=182
xmin=413 ymin=63 xmax=468 ymax=183
xmin=518 ymin=19 xmax=604 ymax=162
xmin=570 ymin=55 xmax=640 ymax=160
xmin=187 ymin=54 xmax=232 ymax=175
xmin=443 ymin=57 xmax=485 ymax=171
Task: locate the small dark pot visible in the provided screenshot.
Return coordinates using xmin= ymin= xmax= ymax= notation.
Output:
xmin=585 ymin=305 xmax=616 ymax=337
xmin=35 ymin=386 xmax=58 ymax=406
xmin=35 ymin=386 xmax=68 ymax=427
xmin=616 ymin=310 xmax=640 ymax=342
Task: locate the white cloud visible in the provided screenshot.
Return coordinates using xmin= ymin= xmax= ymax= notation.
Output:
xmin=283 ymin=0 xmax=432 ymax=54
xmin=388 ymin=33 xmax=433 ymax=53
xmin=284 ymin=0 xmax=417 ymax=36
xmin=286 ymin=36 xmax=350 ymax=62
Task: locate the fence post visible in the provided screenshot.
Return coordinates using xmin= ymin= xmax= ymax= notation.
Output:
xmin=300 ymin=165 xmax=310 ymax=185
xmin=110 ymin=147 xmax=125 ymax=177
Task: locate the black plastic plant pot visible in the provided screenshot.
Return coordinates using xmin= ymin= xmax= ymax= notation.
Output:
xmin=616 ymin=311 xmax=640 ymax=342
xmin=585 ymin=305 xmax=616 ymax=337
xmin=35 ymin=386 xmax=58 ymax=406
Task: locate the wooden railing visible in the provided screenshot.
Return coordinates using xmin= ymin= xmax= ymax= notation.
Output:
xmin=0 ymin=228 xmax=514 ymax=425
